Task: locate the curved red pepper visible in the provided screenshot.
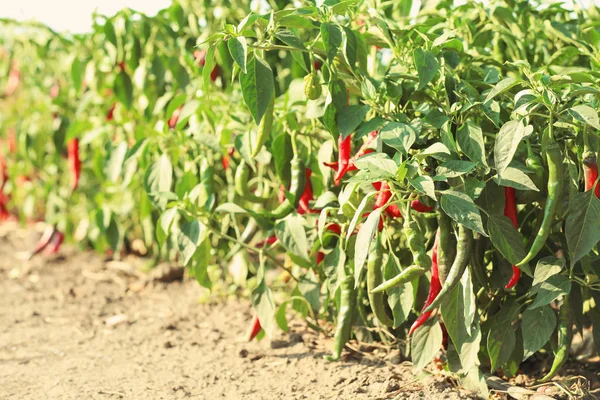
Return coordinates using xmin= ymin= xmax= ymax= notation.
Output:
xmin=67 ymin=138 xmax=81 ymax=191
xmin=43 ymin=231 xmax=64 ymax=255
xmin=334 ymin=135 xmax=352 ymax=186
xmin=297 ymin=168 xmax=314 ymax=215
xmin=411 ymin=199 xmax=435 ymax=213
xmin=504 ymin=187 xmax=520 ymax=289
xmin=316 ymin=251 xmax=325 ymax=264
xmin=256 ymin=235 xmax=278 ymax=248
xmin=106 ymin=103 xmax=116 ymax=121
xmin=168 ymin=106 xmax=183 ymax=129
xmin=248 ymin=314 xmax=263 ymax=341
xmin=409 ymin=232 xmax=441 ymax=335
xmin=583 ymin=157 xmax=600 ymax=198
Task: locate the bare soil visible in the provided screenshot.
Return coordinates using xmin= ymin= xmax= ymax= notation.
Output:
xmin=0 ymin=223 xmax=596 ymax=400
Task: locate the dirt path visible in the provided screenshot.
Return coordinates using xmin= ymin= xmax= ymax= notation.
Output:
xmin=0 ymin=223 xmax=512 ymax=399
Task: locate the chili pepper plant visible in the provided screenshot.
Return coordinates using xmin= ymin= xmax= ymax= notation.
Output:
xmin=2 ymin=0 xmax=600 ymax=396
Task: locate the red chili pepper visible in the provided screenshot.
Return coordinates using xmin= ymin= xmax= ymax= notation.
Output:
xmin=256 ymin=235 xmax=278 ymax=248
xmin=323 ymin=132 xmax=377 ymax=175
xmin=411 ymin=199 xmax=434 ymax=213
xmin=248 ymin=314 xmax=263 ymax=341
xmin=409 ymin=231 xmax=441 ymax=335
xmin=168 ymin=106 xmax=183 ymax=129
xmin=316 ymin=251 xmax=325 ymax=264
xmin=221 ymin=147 xmax=235 ymax=170
xmin=106 ymin=103 xmax=116 ymax=121
xmin=28 ymin=226 xmax=55 ymax=260
xmin=5 ymin=63 xmax=20 ymax=96
xmin=334 ymin=135 xmax=352 ymax=186
xmin=67 ymin=138 xmax=81 ymax=191
xmin=326 ymin=223 xmax=342 ymax=235
xmin=297 ymin=168 xmax=315 ymax=214
xmin=313 ymin=60 xmax=322 ymax=71
xmin=43 ymin=231 xmax=64 ymax=255
xmin=7 ymin=127 xmax=17 ymax=154
xmin=583 ymin=157 xmax=600 ymax=198
xmin=503 ymin=187 xmax=521 ymax=289
xmin=117 ymin=61 xmax=126 ymax=71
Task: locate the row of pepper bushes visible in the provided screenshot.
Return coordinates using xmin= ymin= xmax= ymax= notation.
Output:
xmin=2 ymin=0 xmax=600 ymax=396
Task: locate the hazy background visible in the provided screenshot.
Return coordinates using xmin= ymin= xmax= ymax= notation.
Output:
xmin=2 ymin=0 xmax=171 ymax=33
xmin=2 ymin=0 xmax=599 ymax=33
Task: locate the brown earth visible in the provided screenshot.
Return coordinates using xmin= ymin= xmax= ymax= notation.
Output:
xmin=0 ymin=222 xmax=596 ymax=400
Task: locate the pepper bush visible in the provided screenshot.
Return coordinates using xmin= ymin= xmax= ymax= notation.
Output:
xmin=2 ymin=0 xmax=600 ymax=396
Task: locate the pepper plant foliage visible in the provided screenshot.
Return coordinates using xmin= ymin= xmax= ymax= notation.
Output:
xmin=1 ymin=0 xmax=600 ymax=396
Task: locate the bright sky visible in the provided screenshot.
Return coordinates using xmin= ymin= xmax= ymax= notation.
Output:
xmin=2 ymin=0 xmax=172 ymax=33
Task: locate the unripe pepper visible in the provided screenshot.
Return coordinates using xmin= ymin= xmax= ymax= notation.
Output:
xmin=326 ymin=275 xmax=357 ymax=361
xmin=366 ymin=235 xmax=394 ymax=327
xmin=304 ymin=73 xmax=322 ymax=100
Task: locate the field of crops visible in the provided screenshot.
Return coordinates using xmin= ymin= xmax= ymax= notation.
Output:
xmin=1 ymin=0 xmax=600 ymax=398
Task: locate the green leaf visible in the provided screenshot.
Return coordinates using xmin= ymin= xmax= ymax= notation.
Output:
xmin=354 ymin=208 xmax=382 ymax=286
xmin=114 ymin=70 xmax=133 ymax=109
xmin=228 ymin=36 xmax=248 ymax=73
xmin=522 ymin=305 xmax=557 ymax=360
xmin=240 ymin=56 xmax=274 ymax=124
xmin=436 ymin=160 xmax=477 ymax=179
xmin=298 ymin=269 xmax=320 ymax=312
xmin=105 ymin=142 xmax=128 ymax=183
xmin=529 ymin=275 xmax=571 ymax=310
xmin=275 ymin=30 xmax=306 ymax=50
xmin=274 ymin=216 xmax=309 ymax=261
xmin=413 ymin=49 xmax=439 ymax=90
xmin=461 ymin=367 xmax=489 ymax=399
xmin=484 ymin=77 xmax=522 ymax=104
xmin=494 ymin=121 xmax=526 ymax=176
xmin=203 ymin=45 xmax=217 ymax=89
xmin=337 ymin=105 xmax=370 ymax=138
xmin=495 ymin=166 xmax=540 ymax=191
xmin=321 ymin=22 xmax=343 ymax=62
xmin=566 ymin=191 xmax=600 ymax=266
xmin=157 ymin=207 xmax=178 ymax=247
xmin=441 ymin=269 xmax=481 ymax=371
xmin=252 ymin=271 xmax=276 ymax=337
xmin=457 ymin=121 xmax=487 ymax=167
xmin=144 ymin=155 xmax=173 ymax=208
xmin=342 ymin=26 xmax=357 ymax=67
xmin=487 ymin=215 xmax=529 ymax=271
xmin=487 ymin=299 xmax=520 ymax=371
xmin=411 ymin=319 xmax=443 ymax=370
xmin=177 ymin=220 xmax=206 ymax=266
xmin=380 ymin=122 xmax=416 ymax=154
xmin=408 ymin=175 xmax=436 ymax=200
xmin=569 ymin=104 xmax=600 ymax=130
xmin=191 ymin=236 xmax=211 ymax=289
xmin=440 ymin=190 xmax=487 ymax=236
xmin=532 ymin=257 xmax=565 ymax=287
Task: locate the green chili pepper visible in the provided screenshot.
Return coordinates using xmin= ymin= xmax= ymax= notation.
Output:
xmin=517 ymin=141 xmax=563 ymax=267
xmin=424 ymin=224 xmax=473 ymax=313
xmin=263 ymin=156 xmax=306 ymax=220
xmin=366 ymin=235 xmax=394 ymax=327
xmin=234 ymin=162 xmax=267 ymax=203
xmin=437 ymin=210 xmax=455 ymax=285
xmin=370 ymin=265 xmax=427 ymax=293
xmin=326 ymin=275 xmax=357 ymax=361
xmin=405 ymin=219 xmax=432 ymax=270
xmin=251 ymin=95 xmax=274 ymax=158
xmin=539 ymin=294 xmax=572 ymax=382
xmin=470 ymin=233 xmax=489 ymax=291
